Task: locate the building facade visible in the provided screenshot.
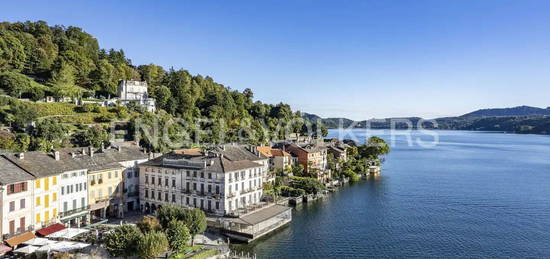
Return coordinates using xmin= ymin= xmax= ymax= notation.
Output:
xmin=58 ymin=169 xmax=88 ymax=227
xmin=0 ymin=157 xmax=34 ymax=240
xmin=88 ymin=165 xmax=125 ymax=220
xmin=139 ymin=145 xmax=266 ymax=216
xmin=117 ymin=80 xmax=156 ymax=112
xmin=286 ymin=143 xmax=331 ymax=183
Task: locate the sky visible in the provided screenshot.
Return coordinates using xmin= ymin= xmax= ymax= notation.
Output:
xmin=3 ymin=0 xmax=550 ymax=120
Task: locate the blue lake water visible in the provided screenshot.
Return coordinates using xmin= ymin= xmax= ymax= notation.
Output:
xmin=233 ymin=130 xmax=550 ymax=258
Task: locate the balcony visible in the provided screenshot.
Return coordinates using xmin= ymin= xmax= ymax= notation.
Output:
xmin=59 ymin=206 xmax=90 ymax=218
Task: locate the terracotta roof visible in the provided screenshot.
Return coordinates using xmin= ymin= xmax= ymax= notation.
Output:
xmin=256 ymin=146 xmax=274 ymax=157
xmin=5 ymin=232 xmax=36 ymax=247
xmin=173 ymin=148 xmax=203 ymax=156
xmin=36 ymin=223 xmax=66 ymax=237
xmin=271 ymin=149 xmax=290 ymax=157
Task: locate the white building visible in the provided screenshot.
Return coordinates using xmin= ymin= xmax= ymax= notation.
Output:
xmin=117 ymin=80 xmax=156 ymax=112
xmin=0 ymin=157 xmax=34 ymax=240
xmin=58 ymin=169 xmax=88 ymax=227
xmin=139 ymin=145 xmax=267 ymax=216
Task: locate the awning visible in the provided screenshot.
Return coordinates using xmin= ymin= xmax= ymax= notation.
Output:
xmin=14 ymin=245 xmax=39 ymax=254
xmin=36 ymin=223 xmax=66 ymax=237
xmin=22 ymin=237 xmax=54 ymax=246
xmin=5 ymin=232 xmax=36 ymax=247
xmin=46 ymin=228 xmax=89 ymax=239
xmin=0 ymin=244 xmax=12 ymax=254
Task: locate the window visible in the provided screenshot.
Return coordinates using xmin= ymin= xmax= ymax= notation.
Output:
xmin=64 ymin=202 xmax=68 ymax=212
xmin=172 ymin=194 xmax=176 ymax=203
xmin=216 ymin=186 xmax=220 ymax=194
xmin=208 ymin=185 xmax=212 ymax=193
xmin=172 ymin=179 xmax=176 ymax=188
xmin=20 ymin=199 xmax=25 ymax=209
xmin=193 ymin=183 xmax=197 ymax=191
xmin=53 ymin=209 xmax=57 ymax=217
xmin=193 ymin=171 xmax=197 ymax=177
xmin=45 ymin=195 xmax=50 ymax=208
xmin=216 ymin=202 xmax=220 ymax=210
xmin=81 ymin=197 xmax=85 ymax=208
xmin=186 ymin=171 xmax=190 ymax=177
xmin=36 ymin=197 xmax=41 ymax=206
xmin=165 ymin=193 xmax=168 ymax=202
xmin=145 ymin=189 xmax=149 ymax=198
xmin=186 ymin=197 xmax=190 ymax=205
xmin=186 ymin=182 xmax=190 ymax=191
xmin=36 ymin=213 xmax=40 ymax=224
xmin=53 ymin=192 xmax=57 ymax=201
xmin=115 ymin=171 xmax=118 ymax=178
xmin=134 ymin=171 xmax=139 ymax=177
xmin=9 ymin=201 xmax=15 ymax=212
xmin=208 ymin=200 xmax=211 ymax=211
xmin=73 ymin=199 xmax=77 ymax=210
xmin=200 ymin=184 xmax=204 ymax=193
xmin=200 ymin=172 xmax=204 ymax=178
xmin=165 ymin=178 xmax=169 ymax=187
xmin=145 ymin=175 xmax=149 ymax=184
xmin=193 ymin=198 xmax=197 ymax=207
xmin=108 ymin=187 xmax=113 ymax=196
xmin=36 ymin=179 xmax=41 ymax=188
xmin=151 ymin=177 xmax=155 ymax=185
xmin=108 ymin=172 xmax=112 ymax=179
xmin=53 ymin=176 xmax=57 ymax=185
xmin=62 ymin=186 xmax=65 ymax=195
xmin=151 ymin=191 xmax=155 ymax=199
xmin=45 ymin=211 xmax=49 ymax=222
xmin=208 ymin=173 xmax=212 ymax=179
xmin=44 ymin=178 xmax=49 ymax=191
xmin=127 ymin=171 xmax=132 ymax=178
xmin=158 ymin=191 xmax=162 ymax=201
xmin=19 ymin=217 xmax=25 ymax=232
xmin=158 ymin=177 xmax=162 ymax=186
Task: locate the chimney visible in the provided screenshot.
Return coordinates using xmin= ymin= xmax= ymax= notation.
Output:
xmin=71 ymin=152 xmax=76 ymax=158
xmin=82 ymin=148 xmax=86 ymax=155
xmin=89 ymin=146 xmax=94 ymax=158
xmin=54 ymin=151 xmax=60 ymax=161
xmin=117 ymin=146 xmax=122 ymax=152
xmin=18 ymin=153 xmax=24 ymax=160
xmin=100 ymin=143 xmax=105 ymax=153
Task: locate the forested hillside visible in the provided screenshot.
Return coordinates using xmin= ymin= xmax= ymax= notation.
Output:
xmin=0 ymin=21 xmax=314 ymax=153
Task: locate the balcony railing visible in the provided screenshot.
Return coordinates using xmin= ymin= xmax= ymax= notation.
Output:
xmin=59 ymin=206 xmax=90 ymax=218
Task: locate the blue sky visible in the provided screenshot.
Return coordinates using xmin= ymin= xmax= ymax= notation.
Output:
xmin=3 ymin=0 xmax=550 ymax=119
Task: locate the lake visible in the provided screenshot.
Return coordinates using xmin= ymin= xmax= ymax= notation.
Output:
xmin=233 ymin=130 xmax=550 ymax=258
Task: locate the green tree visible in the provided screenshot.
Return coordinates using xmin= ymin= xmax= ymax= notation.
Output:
xmin=165 ymin=219 xmax=191 ymax=252
xmin=156 ymin=204 xmax=186 ymax=229
xmin=103 ymin=224 xmax=141 ymax=258
xmin=182 ymin=208 xmax=207 ymax=245
xmin=74 ymin=125 xmax=109 ymax=148
xmin=48 ymin=63 xmax=80 ymax=99
xmin=358 ymin=136 xmax=390 ymax=159
xmin=137 ymin=215 xmax=162 ymax=234
xmin=137 ymin=231 xmax=169 ymax=259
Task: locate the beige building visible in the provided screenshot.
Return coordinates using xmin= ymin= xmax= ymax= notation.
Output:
xmin=88 ymin=164 xmax=125 ymax=220
xmin=0 ymin=157 xmax=34 ymax=241
xmin=257 ymin=146 xmax=293 ymax=174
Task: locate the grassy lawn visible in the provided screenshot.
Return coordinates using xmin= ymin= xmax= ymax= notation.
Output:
xmin=168 ymin=245 xmax=205 ymax=259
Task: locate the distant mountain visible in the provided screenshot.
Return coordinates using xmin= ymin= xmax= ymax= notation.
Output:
xmin=460 ymin=106 xmax=550 ymax=118
xmin=304 ymin=105 xmax=550 ymax=135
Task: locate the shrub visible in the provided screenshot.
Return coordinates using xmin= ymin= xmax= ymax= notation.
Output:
xmin=137 ymin=231 xmax=169 ymax=259
xmin=166 ymin=219 xmax=191 ymax=252
xmin=103 ymin=224 xmax=141 ymax=258
xmin=137 ymin=215 xmax=162 ymax=233
xmin=290 ymin=176 xmax=326 ymax=194
xmin=280 ymin=186 xmax=305 ymax=197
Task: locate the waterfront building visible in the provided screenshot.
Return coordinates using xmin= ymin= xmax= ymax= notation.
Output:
xmin=58 ymin=167 xmax=88 ymax=227
xmin=139 ymin=145 xmax=267 ymax=216
xmin=117 ymin=80 xmax=156 ymax=112
xmin=0 ymin=157 xmax=34 ymax=241
xmin=256 ymin=146 xmax=293 ymax=174
xmin=285 ymin=143 xmax=331 ymax=183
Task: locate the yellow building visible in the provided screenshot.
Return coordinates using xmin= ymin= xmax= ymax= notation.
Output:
xmin=34 ymin=175 xmax=59 ymax=228
xmin=88 ymin=164 xmax=125 ymax=221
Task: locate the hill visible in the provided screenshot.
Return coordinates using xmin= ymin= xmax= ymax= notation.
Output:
xmin=305 ymin=106 xmax=550 ymax=135
xmin=460 ymin=106 xmax=550 ymax=118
